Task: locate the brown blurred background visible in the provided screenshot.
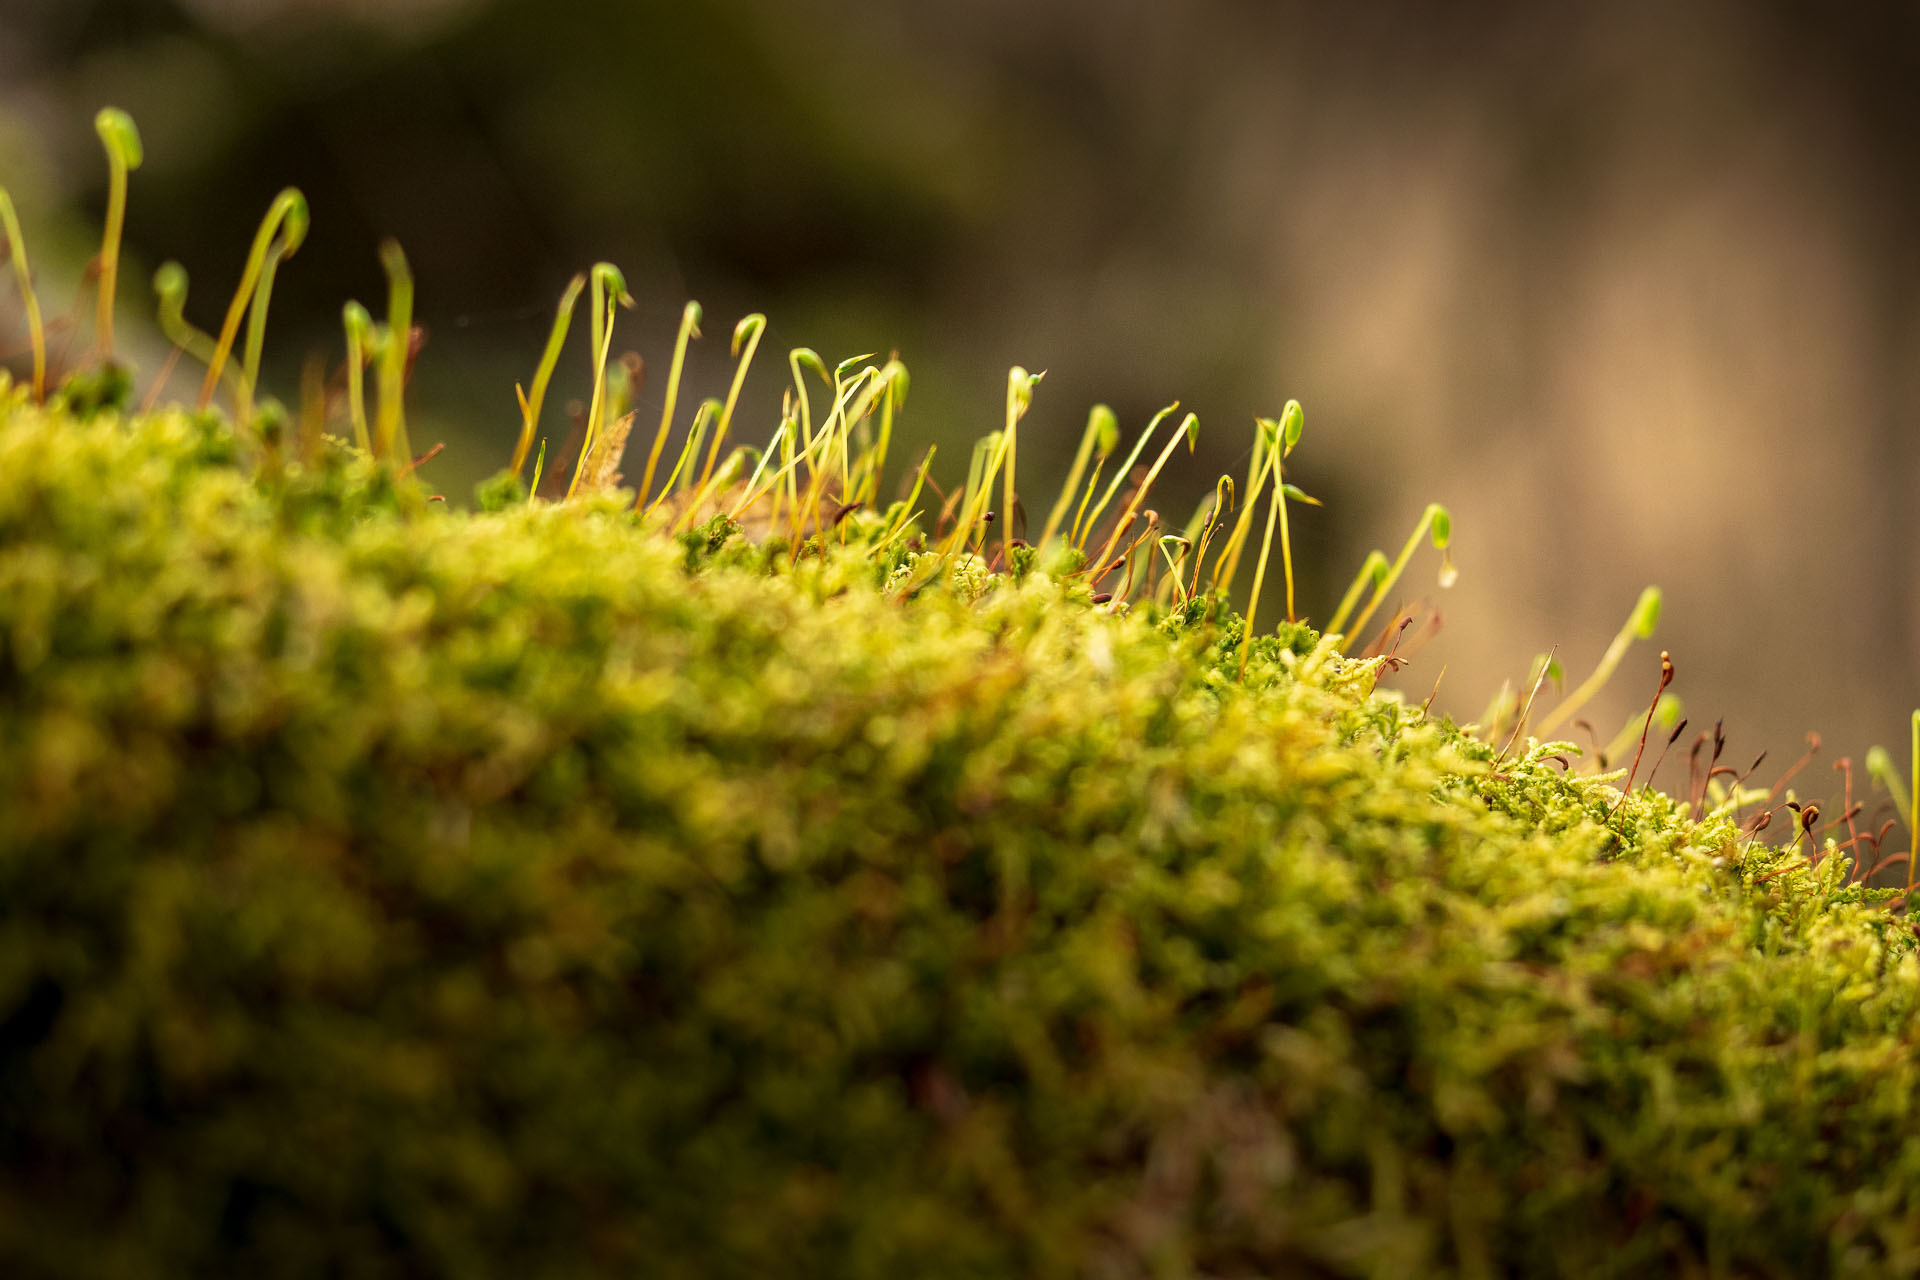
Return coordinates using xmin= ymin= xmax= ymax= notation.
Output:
xmin=3 ymin=0 xmax=1917 ymax=803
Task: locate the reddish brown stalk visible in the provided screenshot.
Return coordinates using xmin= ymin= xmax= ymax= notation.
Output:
xmin=138 ymin=345 xmax=185 ymax=415
xmin=1685 ymin=733 xmax=1709 ymax=819
xmin=402 ymin=324 xmax=427 ymax=385
xmin=1859 ymin=823 xmax=1909 ymax=880
xmin=1645 ymin=718 xmax=1689 ymax=793
xmin=1188 ymin=480 xmax=1233 ymax=602
xmin=400 ymin=441 xmax=445 ymax=475
xmin=1834 ymin=758 xmax=1864 ymax=880
xmin=1784 ymin=802 xmax=1821 ymax=861
xmin=1497 ymin=646 xmax=1559 ymax=765
xmin=1862 ymin=852 xmax=1910 ymax=882
xmin=1378 ymin=617 xmax=1415 ymax=674
xmin=1111 ymin=519 xmax=1161 ymax=601
xmin=1815 ymin=802 xmax=1863 ymax=839
xmin=1685 ymin=720 xmax=1728 ymax=820
xmin=298 ymin=351 xmax=327 ymax=463
xmin=1608 ymin=651 xmax=1674 ymax=820
xmin=50 ymin=265 xmax=93 ymax=381
xmin=1574 ymin=719 xmax=1606 ymax=769
xmin=1764 ymin=733 xmax=1822 ymax=804
xmin=1753 ymin=857 xmax=1811 ymax=884
xmin=932 ymin=485 xmax=966 ymax=540
xmin=1086 ymin=546 xmax=1136 ymax=590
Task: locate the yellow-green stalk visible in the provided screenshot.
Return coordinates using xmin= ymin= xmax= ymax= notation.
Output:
xmin=1088 ymin=410 xmax=1197 ymax=578
xmin=858 ymin=358 xmax=908 ymax=506
xmin=1271 ymin=401 xmax=1308 ymax=621
xmin=1536 ymin=586 xmax=1662 ymax=737
xmin=153 ymin=263 xmax=222 ymax=374
xmin=341 ymin=302 xmax=375 ymax=454
xmin=511 ymin=272 xmax=586 ymax=478
xmin=1001 ymin=365 xmax=1038 ymax=565
xmin=566 ymin=264 xmax=630 ymax=499
xmin=1600 ymin=692 xmax=1683 ymax=768
xmin=526 ymin=438 xmax=547 ymax=504
xmin=373 ymin=239 xmax=415 ymax=464
xmin=637 ymin=300 xmax=703 ymax=507
xmin=1910 ymin=709 xmax=1919 ymax=895
xmin=646 ymin=398 xmax=722 ymax=518
xmin=1326 ymin=550 xmax=1389 ymax=640
xmin=1209 ymin=424 xmax=1275 ymax=595
xmin=1 ymin=188 xmax=49 ymax=399
xmin=688 ymin=314 xmax=766 ymax=506
xmin=1341 ymin=503 xmax=1456 ymax=644
xmin=1238 ymin=416 xmax=1288 ymax=682
xmin=1156 ymin=536 xmax=1193 ymax=606
xmin=1186 ymin=476 xmax=1234 ymax=601
xmin=236 ymin=191 xmax=309 ymax=430
xmin=93 ymin=108 xmax=143 ymax=365
xmin=789 ymin=348 xmax=830 ymax=454
xmin=199 ymin=188 xmax=306 ymax=410
xmin=1077 ymin=402 xmax=1177 ymax=555
xmin=870 ymin=446 xmax=937 ymax=557
xmin=1040 ymin=404 xmax=1118 ymax=551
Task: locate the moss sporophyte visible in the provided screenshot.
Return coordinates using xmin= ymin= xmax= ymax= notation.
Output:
xmin=5 ymin=106 xmax=1920 ymax=1279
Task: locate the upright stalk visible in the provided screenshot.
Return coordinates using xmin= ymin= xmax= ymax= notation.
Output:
xmin=0 ymin=189 xmax=48 ymax=399
xmin=199 ymin=189 xmax=306 ymax=410
xmin=93 ymin=108 xmax=143 ymax=364
xmin=373 ymin=239 xmax=414 ymax=464
xmin=512 ymin=272 xmax=586 ymax=478
xmin=637 ymin=301 xmax=703 ymax=507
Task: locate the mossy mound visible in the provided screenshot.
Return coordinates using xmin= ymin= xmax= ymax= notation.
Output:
xmin=4 ymin=390 xmax=1920 ymax=1279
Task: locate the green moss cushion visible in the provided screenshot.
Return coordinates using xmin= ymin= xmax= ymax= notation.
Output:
xmin=3 ymin=392 xmax=1917 ymax=1278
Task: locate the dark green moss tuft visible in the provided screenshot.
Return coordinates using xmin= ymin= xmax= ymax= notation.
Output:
xmin=473 ymin=467 xmax=529 ymax=513
xmin=51 ymin=360 xmax=135 ymax=420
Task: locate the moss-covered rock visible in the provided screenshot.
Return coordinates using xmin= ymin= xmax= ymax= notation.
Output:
xmin=4 ymin=386 xmax=1920 ymax=1278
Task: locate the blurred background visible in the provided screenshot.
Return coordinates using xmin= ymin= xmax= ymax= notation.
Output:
xmin=3 ymin=0 xmax=1918 ymax=808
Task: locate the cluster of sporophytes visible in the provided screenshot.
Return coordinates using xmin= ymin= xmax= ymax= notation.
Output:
xmin=7 ymin=107 xmax=1920 ymax=1278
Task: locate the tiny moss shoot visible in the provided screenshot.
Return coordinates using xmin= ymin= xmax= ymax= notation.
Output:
xmin=199 ymin=187 xmax=306 ymax=411
xmin=1327 ymin=548 xmax=1390 ymax=640
xmin=1339 ymin=500 xmax=1455 ymax=643
xmin=236 ymin=190 xmax=308 ymax=429
xmin=0 ymin=188 xmax=48 ymax=399
xmin=1065 ymin=406 xmax=1122 ymax=554
xmin=1088 ymin=407 xmax=1194 ymax=579
xmin=1039 ymin=402 xmax=1116 ymax=550
xmin=567 ymin=264 xmax=630 ymax=498
xmin=1239 ymin=414 xmax=1287 ymax=681
xmin=1081 ymin=400 xmax=1175 ymax=563
xmin=637 ymin=299 xmax=702 ymax=507
xmin=340 ymin=300 xmax=375 ymax=454
xmin=92 ymin=107 xmax=143 ymax=365
xmin=686 ymin=312 xmax=765 ymax=507
xmin=511 ymin=272 xmax=585 ymax=479
xmin=153 ymin=263 xmax=220 ymax=379
xmin=373 ymin=238 xmax=415 ymax=465
xmin=1270 ymin=398 xmax=1315 ymax=622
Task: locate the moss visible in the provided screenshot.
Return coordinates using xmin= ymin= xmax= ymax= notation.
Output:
xmin=3 ymin=384 xmax=1920 ymax=1279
